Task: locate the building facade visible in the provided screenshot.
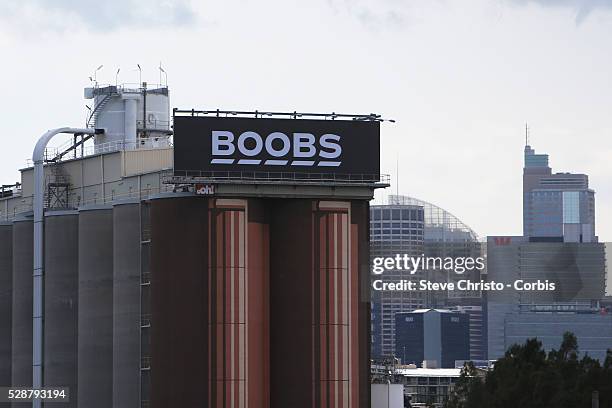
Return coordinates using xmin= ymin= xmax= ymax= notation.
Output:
xmin=395 ymin=368 xmax=461 ymax=408
xmin=395 ymin=309 xmax=470 ymax=368
xmin=523 ymin=144 xmax=596 ymax=242
xmin=370 ymin=202 xmax=425 ymax=358
xmin=486 ymin=236 xmax=607 ymax=360
xmin=504 ymin=303 xmax=612 ymax=363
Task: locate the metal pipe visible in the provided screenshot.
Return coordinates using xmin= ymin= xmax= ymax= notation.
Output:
xmin=32 ymin=127 xmax=98 ymax=408
xmin=142 ymin=82 xmax=147 ymax=139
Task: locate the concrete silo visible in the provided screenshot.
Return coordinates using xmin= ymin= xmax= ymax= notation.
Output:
xmin=77 ymin=207 xmax=114 ymax=408
xmin=112 ymin=202 xmax=142 ymax=408
xmin=11 ymin=217 xmax=32 ymax=407
xmin=84 ymin=83 xmax=171 ymax=152
xmin=0 ymin=222 xmax=12 ymax=402
xmin=43 ymin=211 xmax=79 ymax=408
xmin=268 ymin=199 xmax=371 ymax=408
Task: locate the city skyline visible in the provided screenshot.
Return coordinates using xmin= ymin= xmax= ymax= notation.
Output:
xmin=2 ymin=0 xmax=612 ymax=240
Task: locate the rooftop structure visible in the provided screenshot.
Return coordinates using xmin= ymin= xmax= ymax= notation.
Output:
xmin=387 ymin=195 xmax=479 ymax=242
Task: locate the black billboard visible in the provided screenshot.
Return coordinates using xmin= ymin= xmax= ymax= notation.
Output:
xmin=173 ymin=116 xmax=380 ymax=180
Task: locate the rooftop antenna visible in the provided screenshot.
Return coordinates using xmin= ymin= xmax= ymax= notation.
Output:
xmin=115 ymin=68 xmax=120 ymax=87
xmin=525 ymin=123 xmax=530 ymax=146
xmin=137 ymin=64 xmax=142 ymax=86
xmin=159 ymin=62 xmax=167 ymax=87
xmin=92 ymin=64 xmax=103 ymax=85
xmin=396 ymin=153 xmax=399 ymax=197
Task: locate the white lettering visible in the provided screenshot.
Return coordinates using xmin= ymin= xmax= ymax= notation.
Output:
xmin=319 ymin=134 xmax=342 ymax=159
xmin=237 ymin=131 xmax=263 ymax=156
xmin=212 ymin=131 xmax=235 ymax=156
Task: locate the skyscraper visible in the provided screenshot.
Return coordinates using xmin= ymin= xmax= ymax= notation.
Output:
xmin=487 ymin=141 xmax=606 ymax=360
xmin=523 ymin=144 xmax=596 ymax=242
xmin=370 ymin=196 xmax=483 ymax=359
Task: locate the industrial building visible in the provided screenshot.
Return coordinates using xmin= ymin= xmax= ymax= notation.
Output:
xmin=0 ymin=80 xmax=388 ymax=408
xmin=395 ymin=367 xmax=461 ymax=408
xmin=370 ymin=362 xmax=463 ymax=408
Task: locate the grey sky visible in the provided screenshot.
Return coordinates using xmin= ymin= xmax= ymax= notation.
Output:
xmin=1 ymin=0 xmax=611 ymax=240
xmin=509 ymin=0 xmax=612 ymax=24
xmin=0 ymin=0 xmax=196 ymax=30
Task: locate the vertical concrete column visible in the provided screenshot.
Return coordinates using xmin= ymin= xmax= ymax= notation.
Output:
xmin=350 ymin=201 xmax=371 ymax=408
xmin=150 ymin=197 xmax=210 ymax=407
xmin=269 ymin=199 xmax=370 ymax=408
xmin=123 ymin=96 xmax=138 ymax=148
xmin=77 ymin=207 xmax=113 ymax=408
xmin=150 ymin=197 xmax=270 ymax=408
xmin=268 ymin=199 xmax=313 ymax=408
xmin=112 ymin=203 xmax=141 ymax=408
xmin=315 ymin=202 xmax=351 ymax=408
xmin=207 ymin=199 xmax=270 ymax=408
xmin=11 ymin=217 xmax=32 ymax=408
xmin=44 ymin=211 xmax=79 ymax=408
xmin=0 ymin=223 xmax=13 ymax=405
xmin=245 ymin=199 xmax=270 ymax=408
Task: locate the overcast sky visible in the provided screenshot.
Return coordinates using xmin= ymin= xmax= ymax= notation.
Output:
xmin=1 ymin=0 xmax=612 ymax=240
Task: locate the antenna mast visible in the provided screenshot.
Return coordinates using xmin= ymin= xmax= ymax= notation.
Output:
xmin=396 ymin=154 xmax=399 ymax=197
xmin=525 ymin=123 xmax=530 ymax=146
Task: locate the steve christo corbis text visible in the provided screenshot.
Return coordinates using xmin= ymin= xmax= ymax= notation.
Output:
xmin=371 ymin=254 xmax=556 ymax=292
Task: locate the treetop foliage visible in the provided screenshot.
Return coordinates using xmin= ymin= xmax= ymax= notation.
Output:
xmin=446 ymin=332 xmax=612 ymax=408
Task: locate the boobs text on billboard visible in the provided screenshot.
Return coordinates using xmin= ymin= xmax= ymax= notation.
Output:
xmin=173 ymin=115 xmax=380 ymax=182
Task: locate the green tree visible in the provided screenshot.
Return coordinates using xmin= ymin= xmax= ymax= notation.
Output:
xmin=445 ymin=332 xmax=612 ymax=408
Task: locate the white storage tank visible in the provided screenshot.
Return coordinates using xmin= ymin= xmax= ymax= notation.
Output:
xmin=84 ymin=82 xmax=171 ymax=152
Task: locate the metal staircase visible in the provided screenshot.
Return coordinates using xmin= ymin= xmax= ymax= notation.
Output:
xmin=44 ymin=164 xmax=71 ymax=209
xmin=86 ymin=92 xmax=113 ymax=128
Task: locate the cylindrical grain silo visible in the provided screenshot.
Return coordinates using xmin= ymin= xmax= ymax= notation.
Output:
xmin=112 ymin=202 xmax=141 ymax=408
xmin=87 ymin=84 xmax=170 ymax=150
xmin=244 ymin=198 xmax=270 ymax=408
xmin=77 ymin=206 xmax=113 ymax=408
xmin=11 ymin=216 xmax=32 ymax=408
xmin=43 ymin=211 xmax=79 ymax=408
xmin=150 ymin=197 xmax=210 ymax=407
xmin=207 ymin=198 xmax=270 ymax=408
xmin=0 ymin=222 xmax=13 ymax=397
xmin=268 ymin=199 xmax=370 ymax=408
xmin=150 ymin=196 xmax=270 ymax=408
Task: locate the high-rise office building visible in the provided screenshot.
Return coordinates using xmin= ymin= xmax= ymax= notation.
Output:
xmin=523 ymin=144 xmax=596 ymax=242
xmin=395 ymin=309 xmax=470 ymax=368
xmin=370 ymin=201 xmax=425 ymax=359
xmin=370 ymin=196 xmax=483 ymax=359
xmin=487 ymin=141 xmax=606 ymax=361
xmin=446 ymin=305 xmax=487 ymax=362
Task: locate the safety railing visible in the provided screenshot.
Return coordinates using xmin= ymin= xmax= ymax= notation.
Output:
xmin=0 ymin=183 xmax=175 ymax=222
xmin=167 ymin=170 xmax=391 ymax=185
xmin=25 ymin=136 xmax=173 ymax=167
